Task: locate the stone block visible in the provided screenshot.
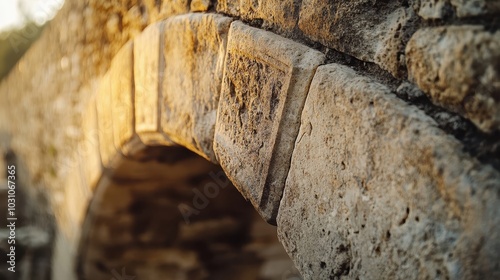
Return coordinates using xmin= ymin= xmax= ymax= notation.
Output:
xmin=110 ymin=41 xmax=135 ymax=154
xmin=80 ymin=97 xmax=102 ymax=189
xmin=298 ymin=0 xmax=414 ymax=77
xmin=217 ymin=0 xmax=298 ymax=33
xmin=216 ymin=0 xmax=240 ymax=16
xmin=159 ymin=0 xmax=190 ymax=19
xmin=133 ymin=22 xmax=172 ymax=145
xmin=214 ymin=21 xmax=325 ymax=223
xmin=406 ymin=26 xmax=500 ymax=132
xmin=160 ymin=14 xmax=233 ymax=162
xmin=134 ymin=22 xmax=163 ymax=134
xmin=451 ymin=0 xmax=500 ymax=18
xmin=277 ymin=64 xmax=500 ymax=279
xmin=190 ymin=0 xmax=211 ymax=12
xmin=96 ymin=72 xmax=118 ymax=168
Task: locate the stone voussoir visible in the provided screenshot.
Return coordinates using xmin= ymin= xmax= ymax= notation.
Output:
xmin=406 ymin=25 xmax=500 ymax=132
xmin=133 ymin=21 xmax=172 ymax=146
xmin=95 ymin=71 xmax=118 ymax=168
xmin=79 ymin=95 xmax=102 ymax=190
xmin=213 ymin=20 xmax=325 ymax=224
xmin=277 ymin=63 xmax=500 ymax=279
xmin=110 ymin=41 xmax=135 ymax=156
xmin=160 ymin=13 xmax=233 ymax=162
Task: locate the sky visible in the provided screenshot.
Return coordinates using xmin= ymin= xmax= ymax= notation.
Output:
xmin=0 ymin=0 xmax=64 ymax=31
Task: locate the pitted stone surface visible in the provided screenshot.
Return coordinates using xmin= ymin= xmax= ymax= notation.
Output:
xmin=298 ymin=0 xmax=415 ymax=77
xmin=406 ymin=26 xmax=500 ymax=132
xmin=277 ymin=64 xmax=500 ymax=279
xmin=110 ymin=41 xmax=134 ymax=154
xmin=214 ymin=21 xmax=325 ymax=223
xmin=160 ymin=14 xmax=233 ymax=162
xmin=217 ymin=0 xmax=298 ymax=32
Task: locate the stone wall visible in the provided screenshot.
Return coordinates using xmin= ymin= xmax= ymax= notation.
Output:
xmin=0 ymin=0 xmax=499 ymax=279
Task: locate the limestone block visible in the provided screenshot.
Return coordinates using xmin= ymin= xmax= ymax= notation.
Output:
xmin=134 ymin=22 xmax=163 ymax=134
xmin=450 ymin=0 xmax=500 ymax=18
xmin=64 ymin=164 xmax=91 ymax=230
xmin=80 ymin=97 xmax=102 ymax=189
xmin=216 ymin=0 xmax=240 ymax=16
xmin=190 ymin=0 xmax=211 ymax=12
xmin=161 ymin=14 xmax=233 ymax=162
xmin=110 ymin=41 xmax=134 ymax=155
xmin=133 ymin=22 xmax=171 ymax=145
xmin=415 ymin=0 xmax=500 ymax=19
xmin=298 ymin=0 xmax=414 ymax=77
xmin=214 ymin=21 xmax=325 ymax=223
xmin=277 ymin=64 xmax=500 ymax=279
xmin=217 ymin=0 xmax=298 ymax=32
xmin=406 ymin=26 xmax=500 ymax=132
xmin=159 ymin=0 xmax=190 ymax=19
xmin=96 ymin=72 xmax=118 ymax=168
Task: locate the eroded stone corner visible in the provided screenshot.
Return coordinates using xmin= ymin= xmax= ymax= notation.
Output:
xmin=213 ymin=21 xmax=325 ymax=224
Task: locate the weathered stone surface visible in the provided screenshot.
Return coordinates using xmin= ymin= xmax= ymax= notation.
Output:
xmin=214 ymin=21 xmax=325 ymax=223
xmin=161 ymin=14 xmax=233 ymax=162
xmin=217 ymin=0 xmax=298 ymax=32
xmin=110 ymin=41 xmax=134 ymax=154
xmin=159 ymin=0 xmax=190 ymax=19
xmin=133 ymin=22 xmax=172 ymax=145
xmin=298 ymin=0 xmax=414 ymax=77
xmin=134 ymin=22 xmax=163 ymax=134
xmin=95 ymin=72 xmax=118 ymax=168
xmin=406 ymin=26 xmax=500 ymax=132
xmin=190 ymin=0 xmax=211 ymax=12
xmin=415 ymin=0 xmax=500 ymax=19
xmin=277 ymin=64 xmax=500 ymax=279
xmin=452 ymin=0 xmax=500 ymax=18
xmin=79 ymin=96 xmax=102 ymax=189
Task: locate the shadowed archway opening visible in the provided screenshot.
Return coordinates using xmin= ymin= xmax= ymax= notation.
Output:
xmin=77 ymin=144 xmax=299 ymax=280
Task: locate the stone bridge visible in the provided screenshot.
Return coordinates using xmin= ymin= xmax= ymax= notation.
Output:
xmin=0 ymin=0 xmax=499 ymax=279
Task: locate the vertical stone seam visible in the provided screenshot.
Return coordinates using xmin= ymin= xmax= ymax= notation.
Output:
xmin=262 ymin=62 xmax=324 ymax=224
xmin=272 ymin=63 xmax=325 ymax=221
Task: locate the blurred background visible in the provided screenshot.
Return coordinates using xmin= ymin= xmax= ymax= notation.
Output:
xmin=0 ymin=0 xmax=64 ymax=79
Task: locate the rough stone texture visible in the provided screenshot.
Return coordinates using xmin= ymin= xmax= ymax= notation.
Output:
xmin=134 ymin=22 xmax=163 ymax=135
xmin=414 ymin=0 xmax=500 ymax=19
xmin=450 ymin=0 xmax=500 ymax=18
xmin=406 ymin=26 xmax=500 ymax=132
xmin=95 ymin=72 xmax=118 ymax=168
xmin=79 ymin=96 xmax=102 ymax=190
xmin=132 ymin=21 xmax=173 ymax=146
xmin=161 ymin=14 xmax=233 ymax=162
xmin=298 ymin=0 xmax=415 ymax=77
xmin=214 ymin=21 xmax=325 ymax=223
xmin=217 ymin=0 xmax=299 ymax=33
xmin=277 ymin=64 xmax=500 ymax=279
xmin=191 ymin=0 xmax=211 ymax=12
xmin=110 ymin=42 xmax=135 ymax=155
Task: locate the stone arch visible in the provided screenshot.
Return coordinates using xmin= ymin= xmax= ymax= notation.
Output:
xmin=54 ymin=13 xmax=299 ymax=280
xmin=44 ymin=9 xmax=500 ymax=280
